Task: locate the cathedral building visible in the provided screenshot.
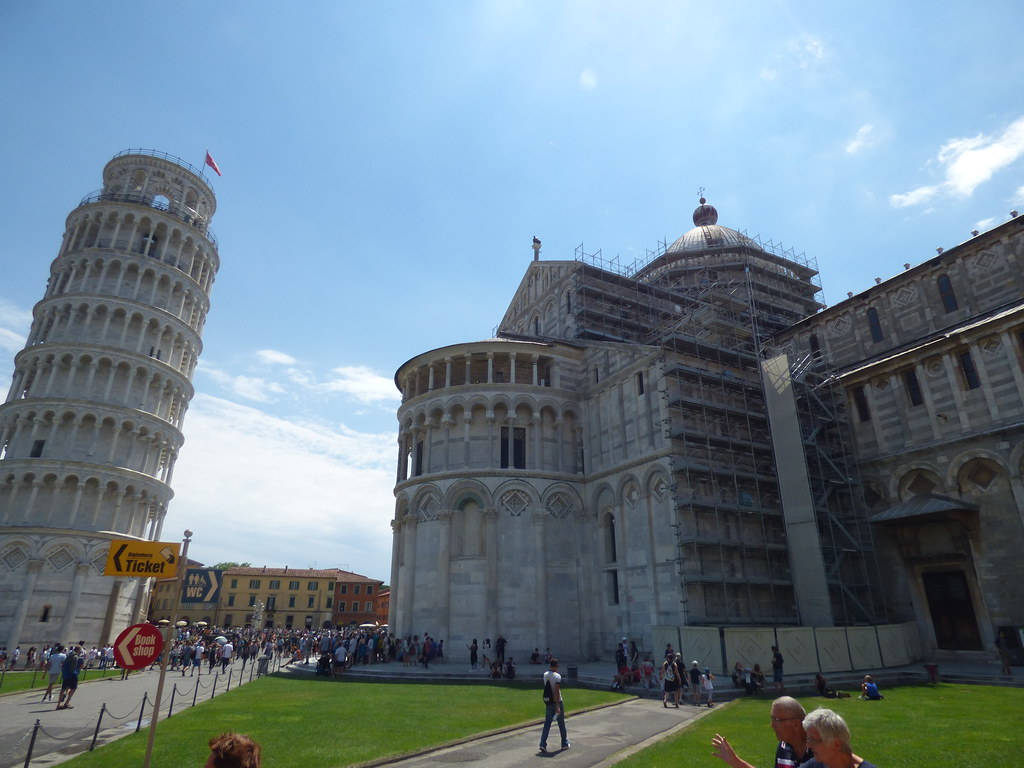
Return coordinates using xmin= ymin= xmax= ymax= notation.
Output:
xmin=389 ymin=199 xmax=1024 ymax=666
xmin=0 ymin=150 xmax=219 ymax=649
xmin=389 ymin=200 xmax=887 ymax=662
xmin=776 ymin=211 xmax=1024 ymax=660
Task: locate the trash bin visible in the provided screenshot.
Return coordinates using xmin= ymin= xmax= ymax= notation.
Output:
xmin=567 ymin=664 xmax=578 ymax=680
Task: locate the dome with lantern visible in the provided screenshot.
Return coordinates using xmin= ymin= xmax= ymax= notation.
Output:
xmin=665 ymin=197 xmax=761 ymax=255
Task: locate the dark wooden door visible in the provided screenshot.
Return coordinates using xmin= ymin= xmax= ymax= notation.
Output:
xmin=922 ymin=570 xmax=982 ymax=650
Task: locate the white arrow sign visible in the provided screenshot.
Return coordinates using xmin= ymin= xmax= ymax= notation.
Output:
xmin=117 ymin=625 xmax=141 ymax=666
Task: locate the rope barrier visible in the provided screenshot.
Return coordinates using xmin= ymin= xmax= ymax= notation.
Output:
xmin=35 ymin=724 xmax=88 ymax=742
xmin=102 ymin=702 xmax=141 ymax=721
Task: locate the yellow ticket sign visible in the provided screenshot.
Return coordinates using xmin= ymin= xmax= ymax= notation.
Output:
xmin=104 ymin=540 xmax=180 ymax=579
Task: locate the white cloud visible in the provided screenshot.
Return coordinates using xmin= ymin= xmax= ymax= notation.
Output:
xmin=256 ymin=349 xmax=297 ymax=366
xmin=0 ymin=328 xmax=25 ymax=356
xmin=1012 ymin=185 xmax=1024 ymax=204
xmin=321 ymin=366 xmax=399 ymax=404
xmin=205 ymin=367 xmax=285 ymax=403
xmin=0 ymin=299 xmax=31 ymax=356
xmin=890 ymin=184 xmax=941 ymax=208
xmin=891 ymin=116 xmax=1024 ymax=207
xmin=578 ymin=68 xmax=597 ymax=91
xmin=759 ymin=67 xmax=778 ymax=82
xmin=789 ymin=36 xmax=825 ymax=69
xmin=165 ymin=394 xmax=396 ymax=578
xmin=975 ymin=217 xmax=995 ymax=230
xmin=845 ymin=124 xmax=875 ymax=154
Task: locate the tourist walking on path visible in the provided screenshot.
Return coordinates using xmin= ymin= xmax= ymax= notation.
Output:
xmin=43 ymin=644 xmax=66 ymax=702
xmin=57 ymin=647 xmax=82 ymax=709
xmin=661 ymin=653 xmax=681 ymax=708
xmin=538 ymin=657 xmax=569 ymax=754
xmin=688 ymin=660 xmax=702 ymax=705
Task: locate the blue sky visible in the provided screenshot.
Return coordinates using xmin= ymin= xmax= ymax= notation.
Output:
xmin=1 ymin=1 xmax=1023 ymax=580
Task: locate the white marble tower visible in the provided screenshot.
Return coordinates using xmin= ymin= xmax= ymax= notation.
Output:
xmin=0 ymin=150 xmax=219 ymax=649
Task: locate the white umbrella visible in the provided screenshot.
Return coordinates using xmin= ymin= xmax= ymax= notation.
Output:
xmin=359 ymin=623 xmax=377 ymax=628
xmin=215 ymin=635 xmax=228 ymax=645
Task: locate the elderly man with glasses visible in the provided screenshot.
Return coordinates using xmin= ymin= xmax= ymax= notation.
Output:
xmin=712 ymin=696 xmax=813 ymax=768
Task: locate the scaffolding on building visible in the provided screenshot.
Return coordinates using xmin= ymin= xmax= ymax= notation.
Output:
xmin=764 ymin=346 xmax=888 ymax=625
xmin=568 ymin=231 xmax=883 ymax=626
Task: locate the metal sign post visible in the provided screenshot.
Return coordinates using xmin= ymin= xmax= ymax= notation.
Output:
xmin=142 ymin=530 xmax=192 ymax=768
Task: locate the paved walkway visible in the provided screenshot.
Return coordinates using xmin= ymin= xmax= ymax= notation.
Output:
xmin=0 ymin=658 xmax=276 ymax=768
xmin=371 ymin=698 xmax=715 ymax=768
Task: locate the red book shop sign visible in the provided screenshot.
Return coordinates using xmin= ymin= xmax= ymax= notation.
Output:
xmin=114 ymin=623 xmax=164 ymax=670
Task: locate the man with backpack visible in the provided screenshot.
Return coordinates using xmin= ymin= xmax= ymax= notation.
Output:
xmin=539 ymin=657 xmax=570 ymax=754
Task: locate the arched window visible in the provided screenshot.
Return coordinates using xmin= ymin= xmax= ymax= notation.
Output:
xmin=866 ymin=307 xmax=883 ymax=343
xmin=604 ymin=514 xmax=617 ymax=563
xmin=937 ymin=274 xmax=958 ymax=313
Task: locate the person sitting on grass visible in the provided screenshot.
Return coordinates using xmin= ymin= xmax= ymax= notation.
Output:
xmin=800 ymin=708 xmax=878 ymax=768
xmin=205 ymin=732 xmax=261 ymax=768
xmin=751 ymin=664 xmax=765 ymax=694
xmin=731 ymin=661 xmax=744 ymax=689
xmin=859 ymin=675 xmax=883 ymax=700
xmin=815 ymin=672 xmax=837 ymax=698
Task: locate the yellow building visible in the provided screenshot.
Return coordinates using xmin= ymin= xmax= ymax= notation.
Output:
xmin=216 ymin=567 xmax=340 ymax=630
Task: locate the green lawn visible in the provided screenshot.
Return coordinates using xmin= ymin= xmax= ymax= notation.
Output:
xmin=0 ymin=667 xmax=121 ymax=694
xmin=63 ymin=674 xmax=629 ymax=768
xmin=616 ymin=683 xmax=1024 ymax=768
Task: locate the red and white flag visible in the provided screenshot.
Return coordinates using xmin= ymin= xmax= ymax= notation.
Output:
xmin=205 ymin=151 xmax=222 ymax=177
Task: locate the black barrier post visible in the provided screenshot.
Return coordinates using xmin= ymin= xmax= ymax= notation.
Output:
xmin=168 ymin=684 xmax=177 ymax=717
xmin=136 ymin=691 xmax=148 ymax=732
xmin=211 ymin=674 xmax=218 ymax=699
xmin=192 ymin=679 xmax=199 ymax=707
xmin=226 ymin=668 xmax=232 ymax=692
xmin=23 ymin=719 xmax=40 ymax=768
xmin=31 ymin=668 xmax=38 ymax=689
xmin=0 ymin=667 xmax=6 ymax=688
xmin=90 ymin=704 xmax=106 ymax=751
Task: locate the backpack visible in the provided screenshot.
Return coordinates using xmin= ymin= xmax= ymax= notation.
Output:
xmin=543 ymin=676 xmax=554 ymax=703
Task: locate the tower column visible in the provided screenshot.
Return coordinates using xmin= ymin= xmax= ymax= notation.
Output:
xmin=5 ymin=560 xmax=42 ymax=652
xmin=57 ymin=562 xmax=92 ymax=643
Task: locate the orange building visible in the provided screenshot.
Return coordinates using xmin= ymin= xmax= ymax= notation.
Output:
xmin=374 ymin=588 xmax=390 ymax=626
xmin=332 ymin=571 xmax=385 ymax=627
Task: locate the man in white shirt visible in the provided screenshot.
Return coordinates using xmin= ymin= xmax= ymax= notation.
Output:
xmin=539 ymin=658 xmax=570 ymax=754
xmin=43 ymin=645 xmax=66 ymax=702
xmin=333 ymin=643 xmax=347 ymax=676
xmin=220 ymin=641 xmax=233 ymax=672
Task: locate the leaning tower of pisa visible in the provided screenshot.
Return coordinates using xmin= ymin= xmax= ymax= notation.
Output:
xmin=0 ymin=150 xmax=219 ymax=649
